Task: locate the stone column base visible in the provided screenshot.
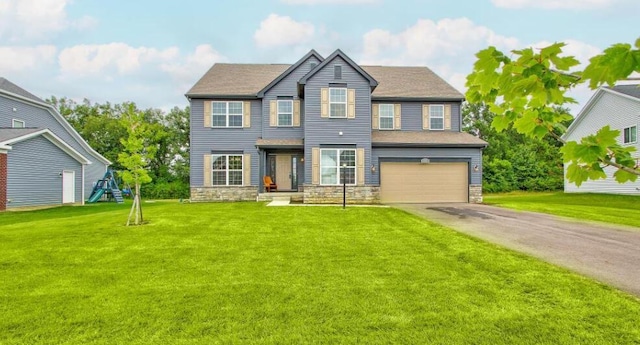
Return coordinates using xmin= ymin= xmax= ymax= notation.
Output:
xmin=190 ymin=186 xmax=258 ymax=202
xmin=469 ymin=184 xmax=483 ymax=203
xmin=303 ymin=184 xmax=380 ymax=204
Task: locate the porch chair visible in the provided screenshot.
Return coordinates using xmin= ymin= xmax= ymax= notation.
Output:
xmin=263 ymin=176 xmax=278 ymax=192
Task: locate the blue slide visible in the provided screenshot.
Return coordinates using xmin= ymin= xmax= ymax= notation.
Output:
xmin=87 ymin=189 xmax=105 ymax=203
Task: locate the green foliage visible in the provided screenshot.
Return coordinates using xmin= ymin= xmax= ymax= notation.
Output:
xmin=118 ymin=104 xmax=155 ymax=187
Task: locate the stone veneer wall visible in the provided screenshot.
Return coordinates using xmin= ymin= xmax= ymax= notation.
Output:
xmin=303 ymin=184 xmax=380 ymax=204
xmin=469 ymin=184 xmax=483 ymax=203
xmin=191 ymin=186 xmax=257 ymax=202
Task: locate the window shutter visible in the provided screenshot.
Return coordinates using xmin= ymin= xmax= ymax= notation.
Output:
xmin=243 ymin=101 xmax=251 ymax=128
xmin=444 ymin=104 xmax=452 ymax=130
xmin=422 ymin=104 xmax=430 ymax=130
xmin=372 ymin=104 xmax=379 ymax=130
xmin=312 ymin=148 xmax=320 ymax=185
xmin=394 ymin=104 xmax=401 ymax=130
xmin=356 ymin=148 xmax=365 ymax=186
xmin=203 ymin=154 xmax=212 ymax=187
xmin=243 ymin=154 xmax=251 ymax=186
xmin=270 ymin=100 xmax=277 ymax=126
xmin=347 ymin=89 xmax=356 ymax=119
xmin=321 ymin=88 xmax=329 ymax=118
xmin=204 ymin=101 xmax=211 ymax=127
xmin=293 ymin=100 xmax=301 ymax=127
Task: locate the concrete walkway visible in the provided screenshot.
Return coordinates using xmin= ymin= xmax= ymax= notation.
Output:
xmin=395 ymin=203 xmax=640 ymax=297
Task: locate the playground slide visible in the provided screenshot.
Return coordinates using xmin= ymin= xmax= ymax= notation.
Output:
xmin=87 ymin=189 xmax=105 ymax=203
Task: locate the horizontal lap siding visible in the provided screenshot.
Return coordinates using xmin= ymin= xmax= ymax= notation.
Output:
xmin=371 ymin=101 xmax=461 ymax=131
xmin=7 ymin=136 xmax=82 ymax=207
xmin=371 ymin=147 xmax=482 ymax=185
xmin=304 ymin=56 xmax=373 ymax=184
xmin=190 ymin=99 xmax=261 ymax=187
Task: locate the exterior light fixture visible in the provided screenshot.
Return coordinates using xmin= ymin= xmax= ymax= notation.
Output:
xmin=420 ymin=158 xmax=430 ymax=164
xmin=473 ymin=165 xmax=479 ymax=172
xmin=339 ymin=131 xmax=343 ymax=136
xmin=370 ymin=164 xmax=376 ymax=173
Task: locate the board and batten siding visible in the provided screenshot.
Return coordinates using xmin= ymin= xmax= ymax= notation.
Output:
xmin=190 ymin=99 xmax=261 ymax=187
xmin=0 ymin=95 xmax=107 ymax=195
xmin=262 ymin=55 xmax=321 ymax=139
xmin=303 ymin=56 xmax=373 ymax=185
xmin=371 ymin=102 xmax=461 ymax=132
xmin=371 ymin=147 xmax=482 ymax=186
xmin=564 ymin=91 xmax=640 ymax=194
xmin=6 ymin=136 xmax=82 ymax=208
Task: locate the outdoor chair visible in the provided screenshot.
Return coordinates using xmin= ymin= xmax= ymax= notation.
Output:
xmin=263 ymin=176 xmax=278 ymax=192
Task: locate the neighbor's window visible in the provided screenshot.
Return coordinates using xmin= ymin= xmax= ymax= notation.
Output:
xmin=329 ymin=88 xmax=347 ymax=118
xmin=12 ymin=119 xmax=25 ymax=128
xmin=212 ymin=101 xmax=243 ymax=127
xmin=624 ymin=126 xmax=637 ymax=144
xmin=211 ymin=154 xmax=243 ymax=186
xmin=277 ymin=100 xmax=293 ymax=126
xmin=320 ymin=149 xmax=356 ymax=185
xmin=379 ymin=104 xmax=394 ymax=130
xmin=430 ymin=105 xmax=444 ymax=130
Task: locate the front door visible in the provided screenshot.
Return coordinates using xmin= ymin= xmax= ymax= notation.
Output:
xmin=276 ymin=155 xmax=292 ymax=190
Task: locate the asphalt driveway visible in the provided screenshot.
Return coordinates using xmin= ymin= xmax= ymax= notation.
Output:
xmin=395 ymin=203 xmax=640 ymax=297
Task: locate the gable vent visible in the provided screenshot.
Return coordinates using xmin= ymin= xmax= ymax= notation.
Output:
xmin=334 ymin=65 xmax=342 ymax=79
xmin=310 ymin=62 xmax=317 ymax=69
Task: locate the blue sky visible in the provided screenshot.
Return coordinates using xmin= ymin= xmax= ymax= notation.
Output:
xmin=0 ymin=0 xmax=637 ymax=112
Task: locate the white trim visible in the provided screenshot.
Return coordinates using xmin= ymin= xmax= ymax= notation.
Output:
xmin=429 ymin=104 xmax=445 ymax=130
xmin=0 ymin=89 xmax=111 ymax=165
xmin=623 ymin=125 xmax=637 ymax=144
xmin=276 ymin=99 xmax=294 ymax=127
xmin=378 ymin=104 xmax=394 ymax=130
xmin=319 ymin=148 xmax=357 ymax=186
xmin=11 ymin=118 xmax=25 ymax=128
xmin=328 ymin=87 xmax=347 ymax=118
xmin=211 ymin=101 xmax=244 ymax=128
xmin=81 ymin=164 xmax=86 ymax=205
xmin=0 ymin=129 xmax=91 ymax=164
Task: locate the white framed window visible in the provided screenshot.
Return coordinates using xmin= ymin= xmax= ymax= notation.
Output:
xmin=379 ymin=104 xmax=394 ymax=130
xmin=211 ymin=154 xmax=243 ymax=186
xmin=277 ymin=100 xmax=293 ymax=126
xmin=212 ymin=101 xmax=243 ymax=128
xmin=329 ymin=88 xmax=347 ymax=118
xmin=624 ymin=125 xmax=637 ymax=144
xmin=320 ymin=149 xmax=356 ymax=185
xmin=12 ymin=119 xmax=25 ymax=128
xmin=430 ymin=105 xmax=444 ymax=130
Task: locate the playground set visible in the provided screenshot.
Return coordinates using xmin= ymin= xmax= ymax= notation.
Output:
xmin=87 ymin=170 xmax=131 ymax=203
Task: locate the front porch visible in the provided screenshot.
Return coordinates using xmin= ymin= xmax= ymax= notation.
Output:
xmin=257 ymin=191 xmax=304 ymax=203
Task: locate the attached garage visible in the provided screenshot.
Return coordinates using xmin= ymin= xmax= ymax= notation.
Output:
xmin=380 ymin=162 xmax=469 ymax=203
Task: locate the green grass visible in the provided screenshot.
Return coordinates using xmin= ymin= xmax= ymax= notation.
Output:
xmin=1 ymin=201 xmax=640 ymax=344
xmin=484 ymin=192 xmax=640 ymax=228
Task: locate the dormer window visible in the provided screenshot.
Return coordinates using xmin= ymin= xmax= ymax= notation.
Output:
xmin=334 ymin=65 xmax=342 ymax=79
xmin=12 ymin=119 xmax=25 ymax=128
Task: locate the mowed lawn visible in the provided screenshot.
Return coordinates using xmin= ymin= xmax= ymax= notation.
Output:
xmin=484 ymin=192 xmax=640 ymax=228
xmin=1 ymin=202 xmax=640 ymax=344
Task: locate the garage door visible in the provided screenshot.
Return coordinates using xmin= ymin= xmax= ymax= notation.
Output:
xmin=380 ymin=162 xmax=468 ymax=203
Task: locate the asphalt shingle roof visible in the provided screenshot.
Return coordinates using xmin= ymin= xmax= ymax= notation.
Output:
xmin=372 ymin=131 xmax=487 ymax=147
xmin=0 ymin=128 xmax=43 ymax=142
xmin=363 ymin=66 xmax=463 ymax=99
xmin=0 ymin=78 xmax=44 ymax=103
xmin=611 ymin=84 xmax=640 ymax=99
xmin=186 ymin=64 xmax=290 ymax=97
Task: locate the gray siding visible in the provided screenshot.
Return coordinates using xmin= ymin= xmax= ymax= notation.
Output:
xmin=262 ymin=55 xmax=321 ymax=139
xmin=371 ymin=147 xmax=483 ymax=185
xmin=304 ymin=56 xmax=373 ymax=184
xmin=7 ymin=136 xmax=82 ymax=208
xmin=372 ymin=101 xmax=461 ymax=131
xmin=190 ymin=99 xmax=261 ymax=187
xmin=0 ymin=95 xmax=108 ymax=194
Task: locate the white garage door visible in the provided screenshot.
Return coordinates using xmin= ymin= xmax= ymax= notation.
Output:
xmin=380 ymin=162 xmax=468 ymax=203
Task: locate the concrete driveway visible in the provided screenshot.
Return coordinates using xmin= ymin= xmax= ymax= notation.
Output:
xmin=395 ymin=203 xmax=640 ymax=297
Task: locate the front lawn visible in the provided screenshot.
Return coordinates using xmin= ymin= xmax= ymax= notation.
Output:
xmin=1 ymin=201 xmax=640 ymax=344
xmin=484 ymin=192 xmax=640 ymax=228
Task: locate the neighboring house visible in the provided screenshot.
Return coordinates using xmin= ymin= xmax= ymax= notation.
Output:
xmin=0 ymin=77 xmax=110 ymax=210
xmin=564 ymin=84 xmax=640 ymax=194
xmin=186 ymin=49 xmax=487 ymax=204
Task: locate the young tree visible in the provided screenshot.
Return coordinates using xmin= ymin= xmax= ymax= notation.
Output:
xmin=118 ymin=104 xmax=156 ymax=226
xmin=466 ymin=38 xmax=640 ymax=186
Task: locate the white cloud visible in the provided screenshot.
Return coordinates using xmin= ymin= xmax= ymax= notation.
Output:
xmin=0 ymin=45 xmax=57 ymax=72
xmin=161 ymin=44 xmax=227 ymax=91
xmin=282 ymin=0 xmax=378 ymax=4
xmin=254 ymin=14 xmax=315 ymax=48
xmin=491 ymin=0 xmax=616 ymax=9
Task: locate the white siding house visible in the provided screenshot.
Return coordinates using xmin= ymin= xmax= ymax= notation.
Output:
xmin=563 ymin=84 xmax=640 ymax=194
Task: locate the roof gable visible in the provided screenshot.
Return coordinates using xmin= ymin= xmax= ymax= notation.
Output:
xmin=0 ymin=77 xmax=44 ymax=103
xmin=0 ymin=128 xmax=91 ymax=164
xmin=299 ymin=49 xmax=378 ymax=88
xmin=257 ymin=50 xmax=324 ymax=97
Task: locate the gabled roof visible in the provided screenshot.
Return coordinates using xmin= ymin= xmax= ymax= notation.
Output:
xmin=363 ymin=66 xmax=464 ymax=100
xmin=0 ymin=77 xmax=44 ymax=103
xmin=0 ymin=128 xmax=91 ymax=164
xmin=298 ymin=49 xmax=378 ymax=88
xmin=186 ymin=64 xmax=289 ymax=98
xmin=257 ymin=50 xmax=324 ymax=97
xmin=372 ymin=131 xmax=487 ymax=148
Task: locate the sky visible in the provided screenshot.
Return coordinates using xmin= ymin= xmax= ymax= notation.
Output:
xmin=0 ymin=0 xmax=637 ymax=113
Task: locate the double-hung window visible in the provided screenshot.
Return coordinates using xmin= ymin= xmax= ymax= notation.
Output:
xmin=12 ymin=119 xmax=25 ymax=128
xmin=624 ymin=126 xmax=637 ymax=144
xmin=277 ymin=100 xmax=293 ymax=126
xmin=329 ymin=88 xmax=347 ymax=118
xmin=379 ymin=104 xmax=394 ymax=130
xmin=430 ymin=105 xmax=444 ymax=130
xmin=212 ymin=101 xmax=243 ymax=127
xmin=211 ymin=154 xmax=243 ymax=186
xmin=320 ymin=149 xmax=356 ymax=185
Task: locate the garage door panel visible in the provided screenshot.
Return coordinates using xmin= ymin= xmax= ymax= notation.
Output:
xmin=380 ymin=162 xmax=468 ymax=203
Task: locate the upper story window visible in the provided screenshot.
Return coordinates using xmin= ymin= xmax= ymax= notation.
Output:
xmin=212 ymin=101 xmax=243 ymax=127
xmin=277 ymin=100 xmax=293 ymax=126
xmin=334 ymin=65 xmax=342 ymax=79
xmin=12 ymin=119 xmax=25 ymax=128
xmin=320 ymin=149 xmax=356 ymax=185
xmin=379 ymin=104 xmax=394 ymax=130
xmin=624 ymin=126 xmax=637 ymax=144
xmin=329 ymin=88 xmax=347 ymax=118
xmin=430 ymin=105 xmax=444 ymax=130
xmin=211 ymin=154 xmax=243 ymax=186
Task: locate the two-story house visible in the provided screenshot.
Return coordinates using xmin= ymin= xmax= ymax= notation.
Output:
xmin=186 ymin=49 xmax=486 ymax=204
xmin=564 ymin=84 xmax=640 ymax=194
